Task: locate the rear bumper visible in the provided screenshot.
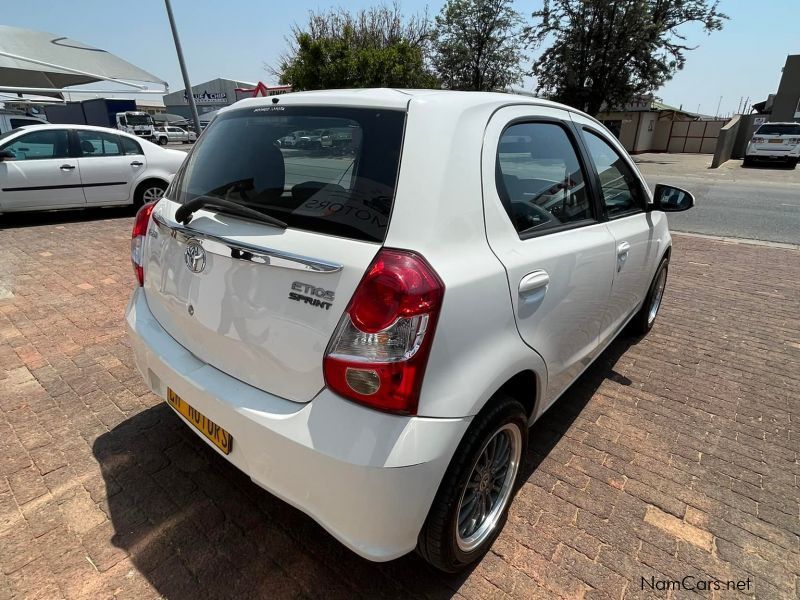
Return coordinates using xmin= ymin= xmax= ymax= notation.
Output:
xmin=746 ymin=145 xmax=799 ymax=161
xmin=125 ymin=287 xmax=469 ymax=561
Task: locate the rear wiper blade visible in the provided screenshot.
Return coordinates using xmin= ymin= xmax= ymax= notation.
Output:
xmin=175 ymin=196 xmax=287 ymax=229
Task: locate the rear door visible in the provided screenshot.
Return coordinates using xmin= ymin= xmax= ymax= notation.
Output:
xmin=142 ymin=104 xmax=406 ymax=403
xmin=0 ymin=128 xmax=84 ymax=211
xmin=572 ymin=115 xmax=661 ymax=341
xmin=482 ymin=106 xmax=616 ymax=407
xmin=75 ymin=129 xmax=137 ymax=204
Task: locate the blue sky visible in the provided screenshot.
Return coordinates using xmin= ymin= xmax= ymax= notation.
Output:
xmin=2 ymin=0 xmax=798 ymax=116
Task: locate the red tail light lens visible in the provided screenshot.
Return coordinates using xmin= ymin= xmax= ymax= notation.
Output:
xmin=323 ymin=249 xmax=444 ymax=415
xmin=751 ymin=137 xmax=765 ymax=144
xmin=131 ymin=202 xmax=156 ymax=286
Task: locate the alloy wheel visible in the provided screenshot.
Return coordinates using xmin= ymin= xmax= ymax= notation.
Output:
xmin=456 ymin=423 xmax=522 ymax=552
xmin=142 ymin=186 xmax=165 ymax=204
xmin=647 ymin=268 xmax=668 ymax=325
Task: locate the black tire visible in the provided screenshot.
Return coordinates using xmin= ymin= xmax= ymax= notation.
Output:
xmin=742 ymin=157 xmax=752 ymax=167
xmin=629 ymin=257 xmax=669 ymax=336
xmin=788 ymin=159 xmax=797 ymax=170
xmin=134 ymin=180 xmax=167 ymax=208
xmin=417 ymin=396 xmax=527 ymax=573
xmin=158 ymin=136 xmax=168 ymax=146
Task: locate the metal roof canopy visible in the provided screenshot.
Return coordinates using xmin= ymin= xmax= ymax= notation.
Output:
xmin=0 ymin=25 xmax=167 ymax=97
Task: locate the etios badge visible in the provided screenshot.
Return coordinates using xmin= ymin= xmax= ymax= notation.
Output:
xmin=184 ymin=240 xmax=206 ymax=273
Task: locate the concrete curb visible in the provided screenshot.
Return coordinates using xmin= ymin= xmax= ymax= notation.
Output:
xmin=672 ymin=230 xmax=800 ymax=251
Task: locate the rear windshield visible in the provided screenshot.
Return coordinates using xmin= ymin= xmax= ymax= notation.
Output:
xmin=756 ymin=123 xmax=800 ymax=136
xmin=171 ymin=105 xmax=406 ymax=243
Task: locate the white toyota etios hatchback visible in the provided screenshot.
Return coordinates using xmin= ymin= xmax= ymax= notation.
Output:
xmin=126 ymin=89 xmax=693 ymax=572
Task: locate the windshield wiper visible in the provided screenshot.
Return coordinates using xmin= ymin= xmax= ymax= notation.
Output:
xmin=175 ymin=196 xmax=287 ymax=229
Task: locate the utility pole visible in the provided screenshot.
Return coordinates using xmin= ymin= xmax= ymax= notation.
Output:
xmin=715 ymin=96 xmax=723 ymax=118
xmin=164 ymin=0 xmax=202 ymax=136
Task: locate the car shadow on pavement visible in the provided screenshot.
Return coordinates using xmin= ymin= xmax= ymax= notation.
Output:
xmin=92 ymin=334 xmax=636 ymax=599
xmin=0 ymin=205 xmax=136 ymax=229
xmin=516 ymin=334 xmax=634 ymax=485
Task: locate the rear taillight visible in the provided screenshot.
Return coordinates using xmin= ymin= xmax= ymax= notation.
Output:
xmin=787 ymin=138 xmax=800 ymax=145
xmin=751 ymin=137 xmax=765 ymax=144
xmin=323 ymin=248 xmax=445 ymax=415
xmin=131 ymin=202 xmax=156 ymax=286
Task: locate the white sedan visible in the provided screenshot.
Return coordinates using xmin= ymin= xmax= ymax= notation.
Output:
xmin=0 ymin=124 xmax=186 ymax=213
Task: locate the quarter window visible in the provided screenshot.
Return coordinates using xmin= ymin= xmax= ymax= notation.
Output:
xmin=0 ymin=129 xmax=69 ymax=161
xmin=496 ymin=122 xmax=593 ymax=236
xmin=119 ymin=136 xmax=143 ymax=155
xmin=582 ymin=130 xmax=644 ymax=218
xmin=77 ymin=130 xmax=122 ymax=157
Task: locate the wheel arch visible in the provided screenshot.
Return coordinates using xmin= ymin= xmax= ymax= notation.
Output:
xmin=493 ymin=370 xmax=539 ymax=421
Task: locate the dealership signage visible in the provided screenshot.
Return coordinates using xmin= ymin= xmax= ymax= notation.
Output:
xmin=184 ymin=90 xmax=228 ymax=104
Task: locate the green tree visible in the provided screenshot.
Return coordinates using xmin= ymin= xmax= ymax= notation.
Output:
xmin=274 ymin=4 xmax=437 ymax=90
xmin=528 ymin=0 xmax=727 ymax=114
xmin=431 ymin=0 xmax=526 ymax=91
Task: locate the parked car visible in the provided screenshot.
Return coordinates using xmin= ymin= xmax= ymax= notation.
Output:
xmin=0 ymin=124 xmax=185 ymax=213
xmin=125 ymin=89 xmax=693 ymax=573
xmin=154 ymin=126 xmax=197 ymax=146
xmin=0 ymin=110 xmax=48 ymax=135
xmin=744 ymin=122 xmax=800 ymax=168
xmin=278 ymin=130 xmax=306 ymax=147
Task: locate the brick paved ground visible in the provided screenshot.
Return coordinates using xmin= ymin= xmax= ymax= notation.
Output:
xmin=0 ymin=209 xmax=798 ymax=599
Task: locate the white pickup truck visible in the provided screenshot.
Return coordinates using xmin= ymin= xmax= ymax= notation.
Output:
xmin=0 ymin=111 xmax=48 ymax=135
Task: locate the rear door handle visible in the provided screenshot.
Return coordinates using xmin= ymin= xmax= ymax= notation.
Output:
xmin=519 ymin=270 xmax=550 ymax=295
xmin=130 ymin=160 xmax=144 ymax=167
xmin=59 ymin=164 xmax=76 ymax=170
xmin=616 ymin=241 xmax=631 ymax=272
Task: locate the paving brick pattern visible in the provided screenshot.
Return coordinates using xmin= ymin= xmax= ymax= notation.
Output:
xmin=0 ymin=210 xmax=798 ymax=599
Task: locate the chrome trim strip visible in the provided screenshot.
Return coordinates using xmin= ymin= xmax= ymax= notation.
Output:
xmin=151 ymin=212 xmax=343 ymax=273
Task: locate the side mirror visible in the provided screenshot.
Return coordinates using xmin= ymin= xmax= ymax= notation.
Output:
xmin=650 ymin=184 xmax=695 ymax=212
xmin=0 ymin=149 xmax=15 ymax=161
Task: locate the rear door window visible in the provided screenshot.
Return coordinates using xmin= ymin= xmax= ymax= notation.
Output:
xmin=496 ymin=122 xmax=594 ymax=236
xmin=77 ymin=130 xmax=122 ymax=156
xmin=172 ymin=106 xmax=406 ymax=243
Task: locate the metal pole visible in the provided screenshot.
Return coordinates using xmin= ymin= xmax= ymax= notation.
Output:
xmin=164 ymin=0 xmax=202 ymax=135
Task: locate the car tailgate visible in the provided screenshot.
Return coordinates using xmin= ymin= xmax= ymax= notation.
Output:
xmin=143 ymin=199 xmax=379 ymax=403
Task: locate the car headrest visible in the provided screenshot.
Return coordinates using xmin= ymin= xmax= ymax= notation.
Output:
xmin=253 ymin=143 xmax=285 ymax=196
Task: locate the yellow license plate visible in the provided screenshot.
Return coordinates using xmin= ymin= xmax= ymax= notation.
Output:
xmin=768 ymin=139 xmax=783 ymax=144
xmin=166 ymin=388 xmax=233 ymax=455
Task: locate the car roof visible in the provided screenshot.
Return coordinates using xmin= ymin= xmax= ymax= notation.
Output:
xmin=758 ymin=122 xmax=800 ymax=126
xmin=7 ymin=123 xmax=141 ymax=138
xmin=231 ymin=88 xmax=599 ymax=123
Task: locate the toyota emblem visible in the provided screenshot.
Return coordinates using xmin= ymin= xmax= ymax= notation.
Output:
xmin=184 ymin=240 xmax=206 ymax=273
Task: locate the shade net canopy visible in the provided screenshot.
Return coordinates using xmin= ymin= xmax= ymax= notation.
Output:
xmin=0 ymin=25 xmax=166 ymax=95
xmin=152 ymin=113 xmax=187 ymax=123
